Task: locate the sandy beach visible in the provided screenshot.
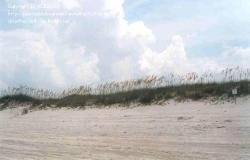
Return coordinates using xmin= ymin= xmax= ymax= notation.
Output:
xmin=0 ymin=98 xmax=250 ymax=160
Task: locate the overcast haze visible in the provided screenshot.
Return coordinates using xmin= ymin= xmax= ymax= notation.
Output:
xmin=0 ymin=0 xmax=250 ymax=89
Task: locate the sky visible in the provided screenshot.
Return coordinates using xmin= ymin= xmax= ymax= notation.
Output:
xmin=0 ymin=0 xmax=250 ymax=89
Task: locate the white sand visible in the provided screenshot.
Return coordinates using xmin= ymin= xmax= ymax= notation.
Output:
xmin=0 ymin=98 xmax=250 ymax=160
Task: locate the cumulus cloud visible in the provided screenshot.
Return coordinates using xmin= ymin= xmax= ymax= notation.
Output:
xmin=58 ymin=0 xmax=154 ymax=81
xmin=58 ymin=0 xmax=80 ymax=9
xmin=220 ymin=47 xmax=250 ymax=68
xmin=63 ymin=47 xmax=99 ymax=85
xmin=0 ymin=0 xmax=250 ymax=89
xmin=111 ymin=56 xmax=136 ymax=81
xmin=0 ymin=80 xmax=6 ymax=89
xmin=139 ymin=35 xmax=189 ymax=75
xmin=139 ymin=35 xmax=250 ymax=75
xmin=0 ymin=30 xmax=65 ymax=88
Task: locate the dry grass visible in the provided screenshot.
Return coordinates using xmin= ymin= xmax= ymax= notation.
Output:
xmin=0 ymin=67 xmax=249 ymax=109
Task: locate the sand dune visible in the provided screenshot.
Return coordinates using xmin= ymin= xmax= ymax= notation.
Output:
xmin=1 ymin=98 xmax=250 ymax=160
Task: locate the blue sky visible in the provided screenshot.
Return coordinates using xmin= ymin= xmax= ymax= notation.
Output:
xmin=1 ymin=0 xmax=250 ymax=55
xmin=124 ymin=0 xmax=250 ymax=56
xmin=0 ymin=0 xmax=250 ymax=89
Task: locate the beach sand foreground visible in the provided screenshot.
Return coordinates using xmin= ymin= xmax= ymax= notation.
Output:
xmin=0 ymin=98 xmax=250 ymax=160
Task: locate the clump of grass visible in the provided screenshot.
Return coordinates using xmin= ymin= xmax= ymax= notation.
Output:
xmin=21 ymin=108 xmax=29 ymax=115
xmin=138 ymin=93 xmax=154 ymax=104
xmin=0 ymin=94 xmax=41 ymax=110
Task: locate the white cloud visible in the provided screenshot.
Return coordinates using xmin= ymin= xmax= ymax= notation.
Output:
xmin=0 ymin=30 xmax=65 ymax=88
xmin=126 ymin=21 xmax=155 ymax=44
xmin=0 ymin=80 xmax=6 ymax=89
xmin=64 ymin=47 xmax=100 ymax=85
xmin=220 ymin=47 xmax=250 ymax=68
xmin=58 ymin=0 xmax=80 ymax=9
xmin=0 ymin=0 xmax=250 ymax=90
xmin=112 ymin=56 xmax=135 ymax=81
xmin=139 ymin=35 xmax=190 ymax=75
xmin=139 ymin=35 xmax=250 ymax=76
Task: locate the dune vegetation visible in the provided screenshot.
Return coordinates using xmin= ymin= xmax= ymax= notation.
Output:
xmin=0 ymin=67 xmax=249 ymax=110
